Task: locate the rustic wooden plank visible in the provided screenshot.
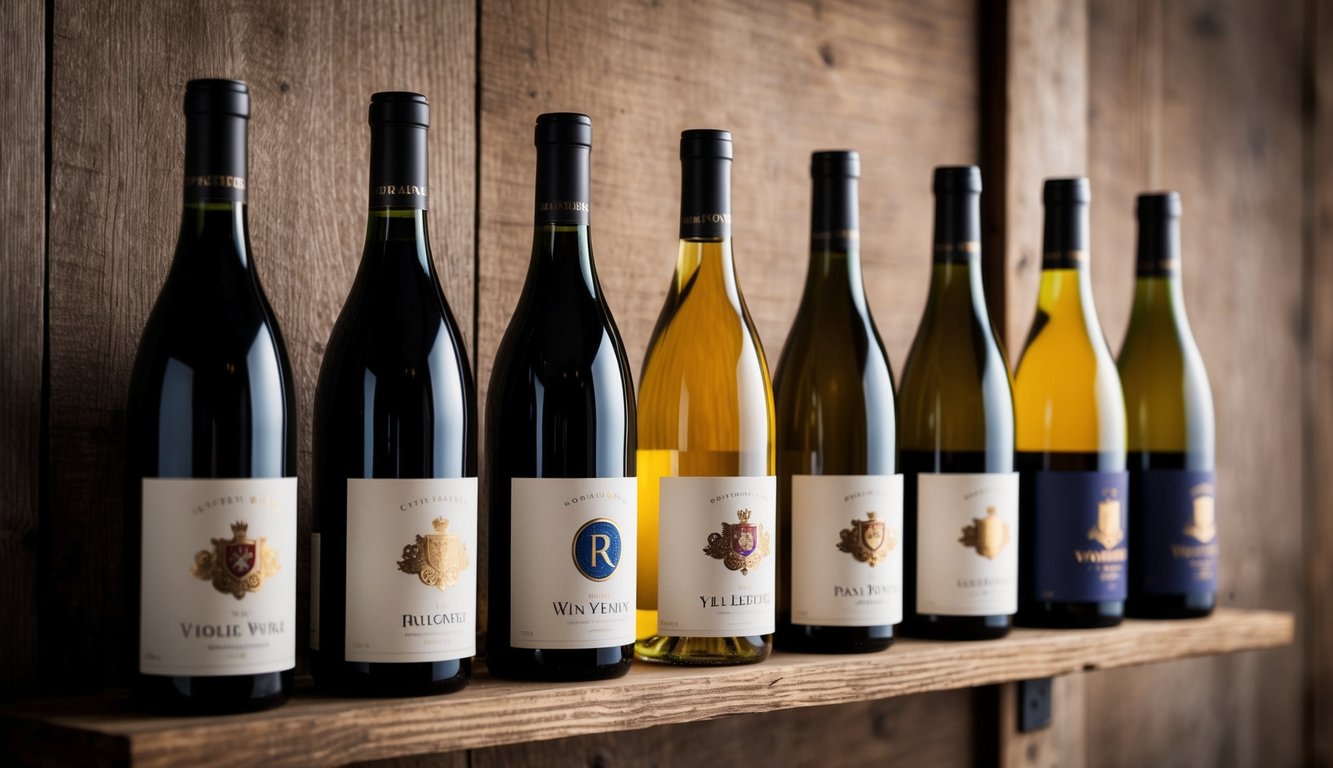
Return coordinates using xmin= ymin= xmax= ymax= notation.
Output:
xmin=0 ymin=610 xmax=1294 ymax=768
xmin=1081 ymin=1 xmax=1309 ymax=766
xmin=0 ymin=0 xmax=44 ymax=697
xmin=475 ymin=0 xmax=979 ymax=643
xmin=470 ymin=690 xmax=977 ymax=768
xmin=44 ymin=0 xmax=475 ymax=686
xmin=989 ymin=677 xmax=1086 ymax=768
xmin=1307 ymin=0 xmax=1333 ymax=763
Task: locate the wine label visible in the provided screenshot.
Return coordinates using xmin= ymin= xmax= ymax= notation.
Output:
xmin=139 ymin=478 xmax=297 ymax=677
xmin=509 ymin=477 xmax=638 ymax=649
xmin=1032 ymin=471 xmax=1130 ymax=602
xmin=790 ymin=475 xmax=903 ymax=627
xmin=915 ymin=472 xmax=1019 ymax=616
xmin=344 ymin=478 xmax=477 ymax=663
xmin=657 ymin=476 xmax=777 ymax=637
xmin=1137 ymin=470 xmax=1218 ymax=594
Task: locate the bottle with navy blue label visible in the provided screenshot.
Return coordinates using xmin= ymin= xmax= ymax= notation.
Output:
xmin=1118 ymin=192 xmax=1217 ymax=618
xmin=1014 ymin=178 xmax=1128 ymax=629
xmin=485 ymin=113 xmax=638 ymax=680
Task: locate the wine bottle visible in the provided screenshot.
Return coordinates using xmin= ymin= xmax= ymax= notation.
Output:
xmin=311 ymin=92 xmax=477 ymax=696
xmin=485 ymin=113 xmax=637 ymax=680
xmin=1119 ymin=192 xmax=1217 ymax=618
xmin=124 ymin=79 xmax=297 ymax=714
xmin=636 ymin=130 xmax=776 ymax=665
xmin=1014 ymin=178 xmax=1128 ymax=628
xmin=774 ymin=151 xmax=900 ymax=654
xmin=898 ymin=166 xmax=1017 ymax=640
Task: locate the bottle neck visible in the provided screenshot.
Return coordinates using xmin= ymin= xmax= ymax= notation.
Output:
xmin=679 ymin=156 xmax=732 ymax=240
xmin=927 ymin=190 xmax=986 ymax=316
xmin=1132 ymin=214 xmax=1187 ymax=321
xmin=530 ymin=142 xmax=595 ymax=287
xmin=365 ymin=123 xmax=430 ymax=271
xmin=1038 ymin=200 xmax=1095 ymax=313
xmin=804 ymin=175 xmax=866 ymax=305
xmin=179 ymin=113 xmax=250 ymax=266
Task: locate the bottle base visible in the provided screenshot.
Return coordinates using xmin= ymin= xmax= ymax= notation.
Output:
xmin=774 ymin=621 xmax=894 ymax=654
xmin=486 ymin=645 xmax=634 ymax=682
xmin=900 ymin=613 xmax=1012 ymax=641
xmin=1126 ymin=592 xmax=1215 ymax=619
xmin=634 ymin=634 xmax=771 ymax=665
xmin=1016 ymin=600 xmax=1124 ymax=629
xmin=131 ymin=670 xmax=292 ymax=715
xmin=311 ymin=657 xmax=470 ymax=697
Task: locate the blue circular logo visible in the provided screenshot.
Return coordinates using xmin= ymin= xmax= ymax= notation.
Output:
xmin=572 ymin=518 xmax=622 ymax=582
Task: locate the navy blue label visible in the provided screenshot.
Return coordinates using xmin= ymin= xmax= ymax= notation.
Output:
xmin=1033 ymin=471 xmax=1130 ymax=602
xmin=1138 ymin=470 xmax=1218 ymax=594
xmin=572 ymin=518 xmax=622 ymax=581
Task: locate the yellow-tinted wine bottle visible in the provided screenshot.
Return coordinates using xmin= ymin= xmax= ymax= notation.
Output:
xmin=899 ymin=166 xmax=1017 ymax=640
xmin=775 ymin=151 xmax=900 ymax=654
xmin=1118 ymin=192 xmax=1216 ymax=618
xmin=636 ymin=130 xmax=776 ymax=665
xmin=1015 ymin=178 xmax=1127 ymax=628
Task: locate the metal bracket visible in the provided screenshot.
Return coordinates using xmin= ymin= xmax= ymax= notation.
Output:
xmin=1018 ymin=678 xmax=1053 ymax=732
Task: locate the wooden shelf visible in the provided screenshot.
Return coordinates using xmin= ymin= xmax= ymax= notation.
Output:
xmin=1 ymin=608 xmax=1292 ymax=767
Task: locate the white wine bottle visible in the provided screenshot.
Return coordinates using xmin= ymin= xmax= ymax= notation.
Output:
xmin=775 ymin=151 xmax=900 ymax=654
xmin=899 ymin=166 xmax=1017 ymax=640
xmin=1015 ymin=178 xmax=1128 ymax=628
xmin=636 ymin=130 xmax=776 ymax=665
xmin=1118 ymin=192 xmax=1216 ymax=618
xmin=124 ymin=79 xmax=296 ymax=714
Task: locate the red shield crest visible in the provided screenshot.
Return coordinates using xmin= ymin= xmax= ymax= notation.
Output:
xmin=225 ymin=541 xmax=257 ymax=578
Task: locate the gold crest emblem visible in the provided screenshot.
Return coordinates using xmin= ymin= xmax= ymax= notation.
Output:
xmin=1088 ymin=492 xmax=1125 ymax=550
xmin=838 ymin=511 xmax=895 ymax=566
xmin=191 ymin=521 xmax=280 ymax=600
xmin=1184 ymin=493 xmax=1217 ymax=543
xmin=959 ymin=506 xmax=1010 ymax=559
xmin=398 ymin=517 xmax=468 ymax=591
xmin=704 ymin=509 xmax=770 ymax=575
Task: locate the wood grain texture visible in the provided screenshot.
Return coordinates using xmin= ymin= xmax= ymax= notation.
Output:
xmin=991 ymin=2 xmax=1091 ymax=764
xmin=474 ymin=0 xmax=978 ymax=640
xmin=0 ymin=609 xmax=1293 ymax=768
xmin=1000 ymin=0 xmax=1089 ymax=357
xmin=1307 ymin=0 xmax=1333 ymax=763
xmin=470 ymin=690 xmax=977 ymax=768
xmin=993 ymin=677 xmax=1086 ymax=768
xmin=44 ymin=0 xmax=475 ymax=686
xmin=1081 ymin=1 xmax=1309 ymax=766
xmin=0 ymin=0 xmax=44 ymax=697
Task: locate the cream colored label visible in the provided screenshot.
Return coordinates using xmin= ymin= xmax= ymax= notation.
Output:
xmin=139 ymin=478 xmax=296 ymax=676
xmin=344 ymin=478 xmax=477 ymax=663
xmin=791 ymin=475 xmax=903 ymax=627
xmin=509 ymin=477 xmax=637 ymax=649
xmin=915 ymin=473 xmax=1019 ymax=616
xmin=657 ymin=476 xmax=776 ymax=637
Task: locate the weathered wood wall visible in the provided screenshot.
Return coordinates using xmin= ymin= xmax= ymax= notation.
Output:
xmin=1 ymin=0 xmax=1327 ymax=764
xmin=1082 ymin=1 xmax=1307 ymax=765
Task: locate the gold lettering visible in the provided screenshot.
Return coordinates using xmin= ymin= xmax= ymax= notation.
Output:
xmin=375 ymin=184 xmax=428 ymax=196
xmin=1074 ymin=548 xmax=1129 ymax=564
xmin=184 ymin=175 xmax=246 ymax=190
xmin=681 ymin=213 xmax=732 ymax=225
